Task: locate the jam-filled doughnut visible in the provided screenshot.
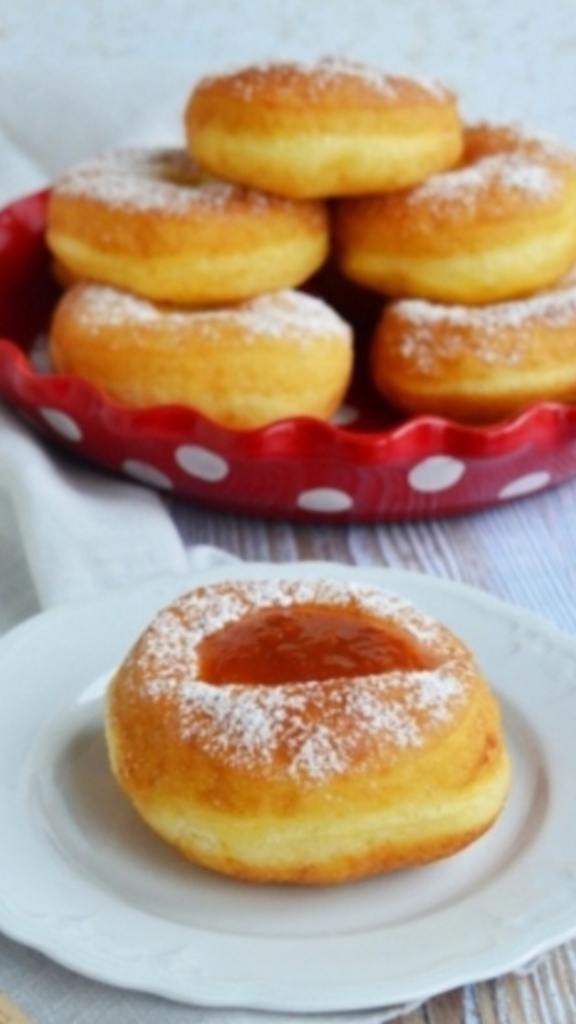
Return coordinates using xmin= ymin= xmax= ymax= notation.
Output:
xmin=369 ymin=267 xmax=576 ymax=423
xmin=185 ymin=59 xmax=463 ymax=199
xmin=334 ymin=122 xmax=576 ymax=304
xmin=48 ymin=284 xmax=353 ymax=429
xmin=46 ymin=147 xmax=329 ymax=305
xmin=105 ymin=577 xmax=510 ymax=885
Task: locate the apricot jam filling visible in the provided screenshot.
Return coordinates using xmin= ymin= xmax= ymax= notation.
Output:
xmin=197 ymin=603 xmax=435 ymax=686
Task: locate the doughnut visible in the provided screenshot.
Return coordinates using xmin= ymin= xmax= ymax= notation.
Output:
xmin=185 ymin=59 xmax=463 ymax=199
xmin=334 ymin=122 xmax=576 ymax=304
xmin=46 ymin=147 xmax=329 ymax=305
xmin=105 ymin=577 xmax=510 ymax=885
xmin=369 ymin=266 xmax=576 ymax=423
xmin=48 ymin=283 xmax=353 ymax=429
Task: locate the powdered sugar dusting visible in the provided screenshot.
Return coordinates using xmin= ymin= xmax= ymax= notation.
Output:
xmin=53 ymin=147 xmax=293 ymax=216
xmin=200 ymin=58 xmax=451 ymax=105
xmin=406 ymin=122 xmax=575 ymax=213
xmin=409 ymin=154 xmax=558 ymax=212
xmin=68 ymin=284 xmax=352 ymax=347
xmin=123 ymin=578 xmax=472 ymax=784
xmin=389 ymin=275 xmax=576 ymax=369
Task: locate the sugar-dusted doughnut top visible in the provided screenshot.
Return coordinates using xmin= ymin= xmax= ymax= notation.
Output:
xmin=400 ymin=122 xmax=576 ymax=223
xmin=53 ymin=284 xmax=353 ymax=347
xmin=49 ymin=146 xmax=322 ymax=220
xmin=377 ymin=266 xmax=576 ymax=373
xmin=192 ymin=58 xmax=456 ymax=111
xmin=113 ymin=578 xmax=477 ymax=784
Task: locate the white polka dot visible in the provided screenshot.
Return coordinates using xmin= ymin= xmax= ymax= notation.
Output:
xmin=331 ymin=404 xmax=359 ymax=427
xmin=123 ymin=460 xmax=173 ymax=489
xmin=408 ymin=455 xmax=466 ymax=493
xmin=498 ymin=471 xmax=551 ymax=499
xmin=175 ymin=445 xmax=230 ymax=482
xmin=39 ymin=408 xmax=83 ymax=442
xmin=296 ymin=487 xmax=354 ymax=513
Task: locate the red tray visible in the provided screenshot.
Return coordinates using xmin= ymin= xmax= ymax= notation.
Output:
xmin=1 ymin=189 xmax=576 ymax=522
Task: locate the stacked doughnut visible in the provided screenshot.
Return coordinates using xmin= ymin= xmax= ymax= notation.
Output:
xmin=45 ymin=131 xmax=352 ymax=429
xmin=187 ymin=61 xmax=576 ymax=424
xmin=334 ymin=121 xmax=576 ymax=423
xmin=46 ymin=58 xmax=576 ymax=429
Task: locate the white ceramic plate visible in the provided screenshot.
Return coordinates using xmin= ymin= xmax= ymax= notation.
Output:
xmin=1 ymin=560 xmax=576 ymax=1014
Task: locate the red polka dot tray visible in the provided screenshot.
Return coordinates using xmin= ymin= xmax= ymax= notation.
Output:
xmin=2 ymin=189 xmax=576 ymax=522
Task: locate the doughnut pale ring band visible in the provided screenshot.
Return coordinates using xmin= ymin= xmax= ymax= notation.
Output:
xmin=48 ymin=284 xmax=353 ymax=430
xmin=369 ymin=268 xmax=576 ymax=423
xmin=46 ymin=148 xmax=330 ymax=305
xmin=334 ymin=123 xmax=576 ymax=304
xmin=186 ymin=60 xmax=463 ymax=199
xmin=105 ymin=577 xmax=510 ymax=885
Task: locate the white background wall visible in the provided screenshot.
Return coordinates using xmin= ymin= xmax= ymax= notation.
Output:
xmin=0 ymin=0 xmax=575 ymax=203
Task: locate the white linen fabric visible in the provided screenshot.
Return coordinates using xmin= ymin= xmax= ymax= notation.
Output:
xmin=0 ymin=407 xmax=193 ymax=609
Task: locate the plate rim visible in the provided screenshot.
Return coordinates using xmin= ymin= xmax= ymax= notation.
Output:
xmin=1 ymin=560 xmax=576 ymax=1013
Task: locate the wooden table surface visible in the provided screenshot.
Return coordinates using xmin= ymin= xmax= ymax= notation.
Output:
xmin=167 ymin=474 xmax=576 ymax=1024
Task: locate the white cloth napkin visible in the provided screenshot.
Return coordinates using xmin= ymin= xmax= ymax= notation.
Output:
xmin=0 ymin=405 xmax=193 ymax=609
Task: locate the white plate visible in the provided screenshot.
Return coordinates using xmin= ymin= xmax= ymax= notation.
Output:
xmin=1 ymin=560 xmax=576 ymax=1014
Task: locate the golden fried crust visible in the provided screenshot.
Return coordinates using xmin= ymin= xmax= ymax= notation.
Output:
xmin=105 ymin=578 xmax=510 ymax=885
xmin=370 ymin=268 xmax=576 ymax=423
xmin=46 ymin=148 xmax=329 ymax=305
xmin=334 ymin=123 xmax=576 ymax=304
xmin=48 ymin=284 xmax=353 ymax=429
xmin=186 ymin=60 xmax=463 ymax=199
